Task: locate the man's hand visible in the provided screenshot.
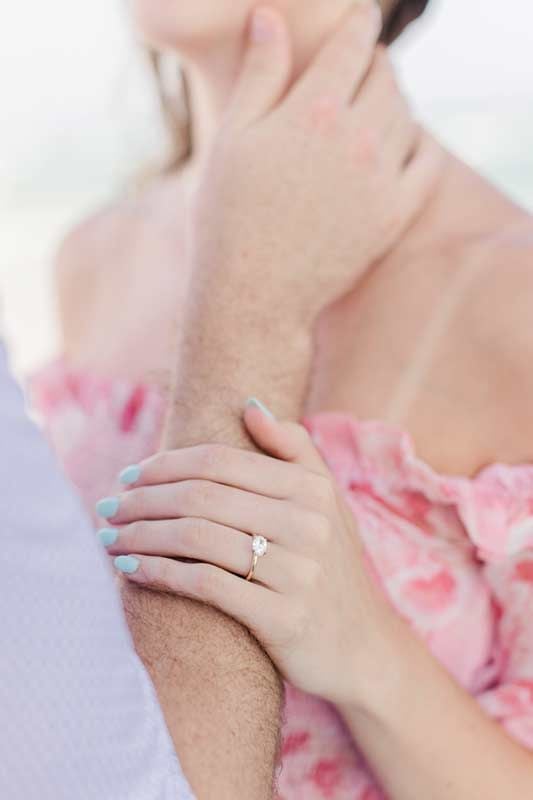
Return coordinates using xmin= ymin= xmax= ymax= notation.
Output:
xmin=192 ymin=1 xmax=443 ymax=329
xmin=110 ymin=4 xmax=440 ymax=798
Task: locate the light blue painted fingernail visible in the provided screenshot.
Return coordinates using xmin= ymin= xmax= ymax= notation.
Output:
xmin=246 ymin=397 xmax=275 ymax=419
xmin=96 ymin=496 xmax=120 ymax=519
xmin=114 ymin=555 xmax=140 ymax=575
xmin=98 ymin=528 xmax=118 ymax=547
xmin=119 ymin=464 xmax=141 ymax=485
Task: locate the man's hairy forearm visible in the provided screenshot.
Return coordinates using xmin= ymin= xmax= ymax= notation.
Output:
xmin=122 ymin=275 xmax=314 ymax=799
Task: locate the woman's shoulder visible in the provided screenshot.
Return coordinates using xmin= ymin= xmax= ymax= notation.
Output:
xmin=56 ymin=173 xmax=189 ymax=289
xmin=54 ymin=172 xmax=190 ymax=362
xmin=473 ymin=218 xmax=533 ymax=343
xmin=460 ymin=217 xmax=533 ymax=461
xmin=54 ymin=205 xmax=116 ymax=359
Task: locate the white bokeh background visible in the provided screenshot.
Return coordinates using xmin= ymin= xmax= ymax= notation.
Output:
xmin=1 ymin=0 xmax=533 ymax=373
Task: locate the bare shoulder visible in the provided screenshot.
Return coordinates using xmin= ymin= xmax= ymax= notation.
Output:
xmin=55 ymin=175 xmax=185 ymax=311
xmin=465 ymin=217 xmax=533 ymax=462
xmin=55 ymin=201 xmax=126 ymax=290
xmin=398 ymin=216 xmax=533 ymax=473
xmin=471 ymin=218 xmax=533 ymax=350
xmin=54 ymin=199 xmax=135 ymax=357
xmin=54 ymin=173 xmax=190 ymax=365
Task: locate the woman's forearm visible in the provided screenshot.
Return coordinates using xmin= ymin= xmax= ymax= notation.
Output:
xmin=340 ymin=619 xmax=533 ymax=799
xmin=123 ymin=269 xmax=314 ymax=800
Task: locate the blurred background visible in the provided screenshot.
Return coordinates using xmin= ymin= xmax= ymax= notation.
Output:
xmin=1 ymin=0 xmax=533 ymax=375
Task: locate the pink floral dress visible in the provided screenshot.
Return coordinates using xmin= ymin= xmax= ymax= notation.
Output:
xmin=32 ymin=360 xmax=533 ymax=800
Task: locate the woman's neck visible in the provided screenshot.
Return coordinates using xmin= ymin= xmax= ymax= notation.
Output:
xmin=390 ymin=151 xmax=527 ymax=261
xmin=178 ymin=4 xmax=527 ymax=265
xmin=308 ymin=150 xmax=530 ymax=472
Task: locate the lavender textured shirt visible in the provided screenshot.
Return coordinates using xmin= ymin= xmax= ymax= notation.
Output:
xmin=0 ymin=342 xmax=193 ymax=800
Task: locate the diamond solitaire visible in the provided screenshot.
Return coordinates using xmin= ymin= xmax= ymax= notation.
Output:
xmin=252 ymin=535 xmax=268 ymax=557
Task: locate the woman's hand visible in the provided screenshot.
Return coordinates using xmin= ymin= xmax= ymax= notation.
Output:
xmin=192 ymin=1 xmax=443 ymax=327
xmin=98 ymin=400 xmax=399 ymax=709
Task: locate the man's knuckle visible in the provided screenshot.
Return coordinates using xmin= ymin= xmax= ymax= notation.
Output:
xmin=352 ymin=126 xmax=380 ymax=166
xmin=307 ymin=94 xmax=343 ymax=136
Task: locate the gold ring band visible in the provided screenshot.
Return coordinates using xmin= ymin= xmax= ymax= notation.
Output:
xmin=245 ymin=553 xmax=259 ymax=582
xmin=246 ymin=535 xmax=268 ymax=582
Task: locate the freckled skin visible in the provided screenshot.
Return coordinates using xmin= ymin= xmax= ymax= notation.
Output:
xmin=308 ymin=96 xmax=344 ymax=137
xmin=54 ymin=2 xmax=533 ymax=799
xmin=350 ymin=127 xmax=380 ymax=167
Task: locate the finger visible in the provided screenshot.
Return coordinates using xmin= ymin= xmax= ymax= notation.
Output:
xmin=355 ymin=50 xmax=415 ymax=171
xmin=243 ymin=399 xmax=328 ymax=475
xmin=289 ymin=0 xmax=382 ymax=106
xmin=115 ymin=556 xmax=283 ymax=637
xmin=396 ymin=132 xmax=445 ymax=231
xmin=98 ymin=480 xmax=325 ymax=554
xmin=383 ymin=111 xmax=418 ymax=172
xmin=227 ymin=6 xmax=293 ymax=126
xmin=119 ymin=443 xmax=304 ymax=500
xmin=101 ymin=518 xmax=302 ymax=592
xmin=350 ymin=47 xmax=404 ymax=131
xmin=97 ymin=480 xmax=320 ymax=552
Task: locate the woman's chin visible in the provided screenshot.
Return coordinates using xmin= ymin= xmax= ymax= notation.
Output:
xmin=131 ymin=0 xmax=249 ymax=52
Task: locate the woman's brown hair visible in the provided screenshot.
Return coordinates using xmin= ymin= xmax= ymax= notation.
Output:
xmin=150 ymin=0 xmax=430 ymax=175
xmin=381 ymin=0 xmax=430 ymax=44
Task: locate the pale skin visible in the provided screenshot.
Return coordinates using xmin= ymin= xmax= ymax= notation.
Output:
xmin=54 ymin=0 xmax=533 ymax=797
xmin=98 ymin=6 xmax=438 ymax=795
xmin=108 ymin=406 xmax=533 ymax=800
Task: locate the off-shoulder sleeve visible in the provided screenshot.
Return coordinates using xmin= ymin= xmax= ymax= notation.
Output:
xmin=477 ymin=551 xmax=533 ymax=750
xmin=0 ymin=345 xmax=193 ymax=800
xmin=306 ymin=413 xmax=533 ymax=750
xmin=305 ymin=412 xmax=533 ymax=563
xmin=30 ymin=358 xmax=165 ymax=522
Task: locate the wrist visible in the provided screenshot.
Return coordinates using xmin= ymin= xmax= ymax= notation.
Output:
xmin=165 ymin=271 xmax=314 ymax=448
xmin=189 ymin=251 xmax=320 ymax=335
xmin=183 ymin=264 xmax=314 ymax=386
xmin=336 ymin=603 xmax=419 ymax=721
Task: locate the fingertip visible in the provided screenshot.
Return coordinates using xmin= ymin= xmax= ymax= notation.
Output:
xmin=98 ymin=528 xmax=118 ymax=548
xmin=244 ymin=397 xmax=278 ymax=440
xmin=114 ymin=555 xmax=141 ymax=576
xmin=359 ymin=0 xmax=383 ymax=26
xmin=229 ymin=6 xmax=292 ymax=126
xmin=119 ymin=464 xmax=141 ymax=486
xmin=243 ymin=398 xmax=292 ymax=458
xmin=246 ymin=397 xmax=275 ymax=419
